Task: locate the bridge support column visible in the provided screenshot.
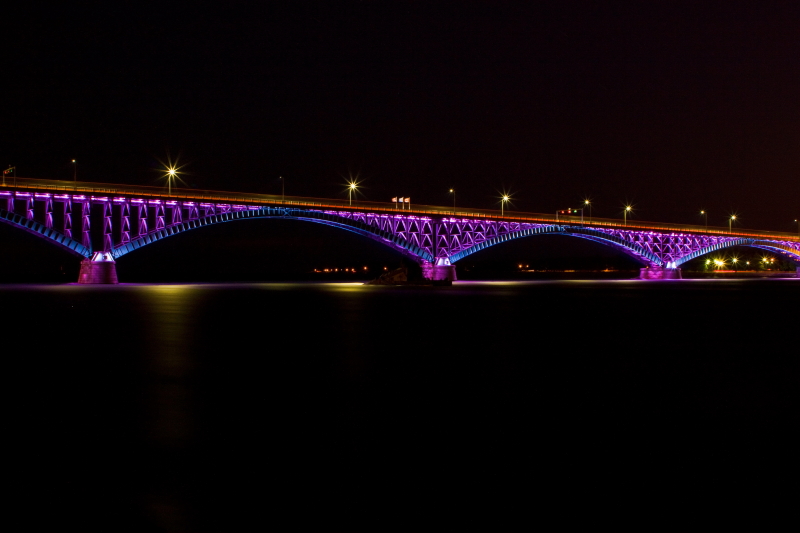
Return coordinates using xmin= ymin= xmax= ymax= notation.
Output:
xmin=78 ymin=252 xmax=119 ymax=284
xmin=640 ymin=265 xmax=682 ymax=280
xmin=797 ymin=267 xmax=800 ymax=278
xmin=421 ymin=259 xmax=457 ymax=284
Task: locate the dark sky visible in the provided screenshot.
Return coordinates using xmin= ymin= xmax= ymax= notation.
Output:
xmin=3 ymin=0 xmax=799 ymax=232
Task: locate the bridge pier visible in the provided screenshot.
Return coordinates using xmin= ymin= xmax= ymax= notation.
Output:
xmin=797 ymin=267 xmax=800 ymax=278
xmin=422 ymin=259 xmax=457 ymax=284
xmin=77 ymin=252 xmax=119 ymax=284
xmin=640 ymin=265 xmax=682 ymax=280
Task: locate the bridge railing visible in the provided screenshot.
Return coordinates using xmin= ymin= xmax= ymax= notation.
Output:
xmin=2 ymin=177 xmax=798 ymax=242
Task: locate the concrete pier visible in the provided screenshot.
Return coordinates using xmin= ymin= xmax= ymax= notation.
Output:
xmin=640 ymin=266 xmax=682 ymax=280
xmin=421 ymin=260 xmax=457 ymax=283
xmin=77 ymin=252 xmax=119 ymax=284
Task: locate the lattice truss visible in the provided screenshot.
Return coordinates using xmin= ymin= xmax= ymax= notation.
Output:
xmin=325 ymin=211 xmax=553 ymax=259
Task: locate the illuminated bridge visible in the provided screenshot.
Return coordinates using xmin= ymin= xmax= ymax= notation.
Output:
xmin=1 ymin=177 xmax=798 ymax=283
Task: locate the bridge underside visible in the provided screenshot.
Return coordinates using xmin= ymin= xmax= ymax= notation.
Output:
xmin=0 ymin=191 xmax=798 ymax=283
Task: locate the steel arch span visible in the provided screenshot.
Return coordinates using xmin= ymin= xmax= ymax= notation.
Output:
xmin=437 ymin=224 xmax=799 ymax=275
xmin=445 ymin=225 xmax=664 ymax=266
xmin=111 ymin=207 xmax=434 ymax=263
xmin=0 ymin=193 xmax=435 ymax=263
xmin=0 ymin=195 xmax=437 ymax=274
xmin=672 ymin=238 xmax=800 ymax=267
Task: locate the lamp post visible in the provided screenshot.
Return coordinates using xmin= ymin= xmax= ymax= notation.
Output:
xmin=167 ymin=167 xmax=176 ymax=196
xmin=348 ymin=182 xmax=357 ymax=206
xmin=624 ymin=205 xmax=632 ymax=226
xmin=72 ymin=159 xmax=77 ymax=182
xmin=501 ymin=195 xmax=510 ymax=217
xmin=795 ymin=219 xmax=799 ymax=239
xmin=700 ymin=210 xmax=707 ymax=231
xmin=729 ymin=215 xmax=737 ymax=234
xmin=280 ymin=176 xmax=284 ymax=204
xmin=584 ymin=199 xmax=592 ymax=224
xmin=449 ymin=189 xmax=455 ymax=215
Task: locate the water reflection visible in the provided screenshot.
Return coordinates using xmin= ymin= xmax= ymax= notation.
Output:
xmin=136 ymin=285 xmax=204 ymax=448
xmin=3 ymin=279 xmax=798 ymax=532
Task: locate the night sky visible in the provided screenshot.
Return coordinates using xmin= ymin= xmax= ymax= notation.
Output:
xmin=2 ymin=1 xmax=799 ymax=238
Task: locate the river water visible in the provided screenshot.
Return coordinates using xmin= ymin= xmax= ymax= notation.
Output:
xmin=5 ymin=279 xmax=798 ymax=532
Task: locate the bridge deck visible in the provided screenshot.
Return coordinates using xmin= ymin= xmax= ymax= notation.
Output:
xmin=2 ymin=177 xmax=798 ymax=242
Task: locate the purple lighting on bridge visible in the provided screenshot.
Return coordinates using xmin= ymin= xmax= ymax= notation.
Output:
xmin=1 ymin=186 xmax=798 ymax=283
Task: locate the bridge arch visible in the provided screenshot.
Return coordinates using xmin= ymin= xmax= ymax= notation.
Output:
xmin=672 ymin=238 xmax=800 ymax=267
xmin=111 ymin=207 xmax=434 ymax=263
xmin=447 ymin=225 xmax=664 ymax=266
xmin=0 ymin=207 xmax=91 ymax=258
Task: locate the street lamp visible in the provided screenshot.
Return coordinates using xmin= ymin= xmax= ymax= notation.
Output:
xmin=700 ymin=210 xmax=707 ymax=231
xmin=159 ymin=155 xmax=184 ymax=196
xmin=624 ymin=205 xmax=632 ymax=226
xmin=280 ymin=176 xmax=284 ymax=204
xmin=794 ymin=219 xmax=799 ymax=239
xmin=72 ymin=159 xmax=77 ymax=182
xmin=449 ymin=189 xmax=455 ymax=215
xmin=166 ymin=167 xmax=177 ymax=196
xmin=729 ymin=214 xmax=737 ymax=234
xmin=584 ymin=199 xmax=592 ymax=224
xmin=501 ymin=195 xmax=510 ymax=217
xmin=348 ymin=182 xmax=357 ymax=206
